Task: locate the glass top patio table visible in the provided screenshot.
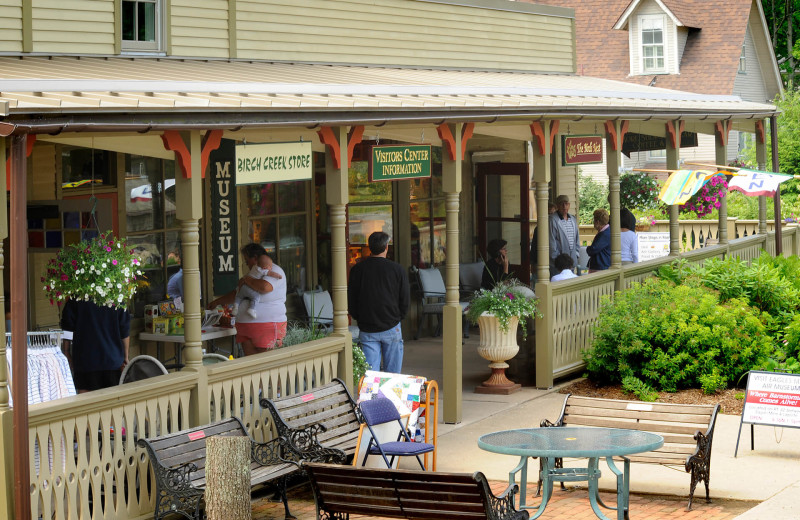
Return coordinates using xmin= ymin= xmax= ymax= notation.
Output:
xmin=478 ymin=427 xmax=664 ymax=520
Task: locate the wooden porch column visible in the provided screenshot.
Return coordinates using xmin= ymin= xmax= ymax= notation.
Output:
xmin=755 ymin=120 xmax=768 ymax=235
xmin=438 ymin=123 xmax=472 ymax=424
xmin=605 ymin=120 xmax=628 ymax=270
xmin=666 ymin=120 xmax=683 ymax=255
xmin=715 ymin=121 xmax=730 ymax=245
xmin=0 ymin=138 xmax=13 ymax=519
xmin=10 ymin=134 xmax=30 ymax=520
xmin=321 ymin=126 xmax=361 ymax=390
xmin=771 ymin=115 xmax=783 ymax=255
xmin=531 ymin=120 xmax=557 ymax=389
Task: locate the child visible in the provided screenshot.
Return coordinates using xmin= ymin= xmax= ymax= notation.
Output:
xmin=232 ymin=255 xmax=282 ymax=318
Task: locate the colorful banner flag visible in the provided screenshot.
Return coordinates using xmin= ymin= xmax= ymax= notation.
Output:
xmin=658 ymin=169 xmax=717 ymax=205
xmin=729 ymin=169 xmax=793 ymax=197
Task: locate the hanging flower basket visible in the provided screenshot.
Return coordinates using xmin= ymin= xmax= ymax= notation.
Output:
xmin=620 ymin=172 xmax=660 ymax=211
xmin=42 ymin=231 xmax=144 ymax=309
xmin=676 ymin=176 xmax=728 ymax=218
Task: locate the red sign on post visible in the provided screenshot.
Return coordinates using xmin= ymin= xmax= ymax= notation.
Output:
xmin=562 ymin=135 xmax=603 ymax=166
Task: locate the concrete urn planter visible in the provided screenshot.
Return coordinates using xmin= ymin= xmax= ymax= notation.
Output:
xmin=475 ymin=312 xmax=521 ymax=394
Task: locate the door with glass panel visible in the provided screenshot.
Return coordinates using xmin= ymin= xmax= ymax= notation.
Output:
xmin=476 ymin=163 xmax=531 ymax=283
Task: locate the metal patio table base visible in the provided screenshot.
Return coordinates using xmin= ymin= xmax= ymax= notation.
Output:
xmin=478 ymin=427 xmax=663 ymax=520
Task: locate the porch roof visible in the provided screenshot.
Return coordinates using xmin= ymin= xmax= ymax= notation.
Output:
xmin=0 ymin=56 xmax=777 ymax=135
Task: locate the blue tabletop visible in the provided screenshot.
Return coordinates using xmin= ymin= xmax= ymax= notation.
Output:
xmin=478 ymin=427 xmax=664 ymax=458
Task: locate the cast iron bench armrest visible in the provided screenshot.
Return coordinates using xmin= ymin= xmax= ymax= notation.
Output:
xmin=280 ymin=424 xmax=347 ymax=465
xmin=251 ymin=437 xmax=302 ymax=468
xmin=479 ymin=477 xmax=526 ymax=520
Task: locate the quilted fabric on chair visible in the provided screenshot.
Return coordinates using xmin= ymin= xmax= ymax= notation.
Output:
xmin=359 ymin=397 xmax=434 ymax=470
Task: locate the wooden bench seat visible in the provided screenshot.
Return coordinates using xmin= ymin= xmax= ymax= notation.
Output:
xmin=305 ymin=462 xmax=529 ymax=520
xmin=138 ymin=417 xmax=299 ymax=520
xmin=543 ymin=394 xmax=719 ymax=510
xmin=260 ymin=378 xmax=359 ymax=464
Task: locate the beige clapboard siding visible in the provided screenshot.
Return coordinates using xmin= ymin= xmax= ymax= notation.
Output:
xmin=0 ymin=2 xmax=23 ymax=53
xmin=30 ymin=0 xmax=114 ymax=54
xmin=235 ymin=0 xmax=574 ymax=72
xmin=170 ymin=1 xmax=231 ymax=57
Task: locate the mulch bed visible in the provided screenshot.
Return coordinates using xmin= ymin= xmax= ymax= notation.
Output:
xmin=560 ymin=378 xmax=745 ymax=415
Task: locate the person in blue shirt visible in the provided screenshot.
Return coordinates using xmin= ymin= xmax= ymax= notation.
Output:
xmin=586 ymin=208 xmax=611 ymax=272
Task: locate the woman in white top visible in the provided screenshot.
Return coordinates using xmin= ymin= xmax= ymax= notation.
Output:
xmin=620 ymin=209 xmax=638 ymax=264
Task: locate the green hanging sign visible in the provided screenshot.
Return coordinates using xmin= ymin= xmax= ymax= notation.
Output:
xmin=369 ymin=144 xmax=431 ymax=182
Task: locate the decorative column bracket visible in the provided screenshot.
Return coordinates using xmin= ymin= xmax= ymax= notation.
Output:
xmin=317 ymin=126 xmax=364 ymax=168
xmin=755 ymin=120 xmax=766 ymax=144
xmin=603 ymin=120 xmax=629 ymax=151
xmin=437 ymin=123 xmax=474 ymax=160
xmin=5 ymin=134 xmax=35 ymax=191
xmin=530 ymin=120 xmax=559 ymax=155
xmin=161 ymin=130 xmax=223 ymax=178
xmin=665 ymin=120 xmax=685 ymax=150
xmin=715 ymin=120 xmax=732 ymax=147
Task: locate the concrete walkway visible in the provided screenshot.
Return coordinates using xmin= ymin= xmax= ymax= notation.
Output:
xmin=400 ymin=334 xmax=800 ymax=518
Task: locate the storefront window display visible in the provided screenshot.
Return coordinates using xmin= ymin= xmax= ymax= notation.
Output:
xmin=347 ymin=160 xmax=395 ymax=268
xmin=61 ymin=146 xmax=117 ymax=189
xmin=125 ymin=155 xmax=181 ymax=316
xmin=246 ymin=182 xmax=307 ymax=294
xmin=409 ymin=148 xmax=445 ymax=268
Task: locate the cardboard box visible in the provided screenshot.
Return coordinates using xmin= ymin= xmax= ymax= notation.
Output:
xmin=168 ymin=314 xmax=185 ymax=335
xmin=152 ymin=317 xmax=169 ymax=335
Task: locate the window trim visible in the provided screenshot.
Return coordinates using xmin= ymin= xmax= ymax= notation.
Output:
xmin=739 ymin=44 xmax=747 ymax=74
xmin=121 ymin=0 xmax=165 ymax=54
xmin=639 ymin=14 xmax=666 ymax=74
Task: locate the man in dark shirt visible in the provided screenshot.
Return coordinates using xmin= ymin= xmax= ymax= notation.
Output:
xmin=61 ymin=299 xmax=130 ymax=392
xmin=348 ymin=232 xmax=410 ymax=373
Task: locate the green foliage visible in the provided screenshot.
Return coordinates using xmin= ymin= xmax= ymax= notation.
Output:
xmin=725 ymin=191 xmax=761 ymax=220
xmin=654 ymin=259 xmax=691 ymax=285
xmin=281 ymin=321 xmax=329 ymax=347
xmin=577 ymin=174 xmax=609 ymax=225
xmin=621 ymin=376 xmax=659 ymax=402
xmin=584 ymin=278 xmax=774 ymax=393
xmin=619 ymin=172 xmax=660 ymax=211
xmin=352 ymin=343 xmax=370 ymax=388
xmin=466 ymin=279 xmax=541 ymax=338
xmin=698 ymin=368 xmax=728 ymax=395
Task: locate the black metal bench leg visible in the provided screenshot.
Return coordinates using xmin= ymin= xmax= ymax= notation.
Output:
xmin=279 ymin=477 xmax=296 ymax=520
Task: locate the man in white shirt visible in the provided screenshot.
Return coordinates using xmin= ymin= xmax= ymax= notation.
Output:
xmin=548 ymin=194 xmax=580 ymax=278
xmin=551 ymin=254 xmax=578 ymax=282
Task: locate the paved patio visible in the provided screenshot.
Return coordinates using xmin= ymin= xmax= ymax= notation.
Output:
xmin=251 ymin=331 xmax=800 ymax=519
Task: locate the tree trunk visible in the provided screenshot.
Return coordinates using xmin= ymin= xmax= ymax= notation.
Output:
xmin=205 ymin=436 xmax=252 ymax=520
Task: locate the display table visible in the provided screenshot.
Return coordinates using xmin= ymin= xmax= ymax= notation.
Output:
xmin=478 ymin=426 xmax=663 ymax=520
xmin=138 ymin=326 xmax=237 ymax=365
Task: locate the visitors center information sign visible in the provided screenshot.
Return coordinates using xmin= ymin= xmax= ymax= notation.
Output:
xmin=370 ymin=144 xmax=431 ymax=182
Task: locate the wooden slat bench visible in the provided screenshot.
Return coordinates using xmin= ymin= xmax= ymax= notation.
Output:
xmin=260 ymin=377 xmax=360 ymax=464
xmin=542 ymin=394 xmax=720 ymax=510
xmin=137 ymin=417 xmax=299 ymax=520
xmin=305 ymin=462 xmax=529 ymax=520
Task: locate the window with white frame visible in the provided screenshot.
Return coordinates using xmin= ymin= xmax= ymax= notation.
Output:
xmin=122 ymin=0 xmax=163 ymax=52
xmin=739 ymin=44 xmax=746 ymax=73
xmin=640 ymin=15 xmax=665 ymax=73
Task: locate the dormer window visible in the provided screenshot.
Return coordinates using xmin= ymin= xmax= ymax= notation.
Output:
xmin=641 ymin=15 xmax=665 ymax=73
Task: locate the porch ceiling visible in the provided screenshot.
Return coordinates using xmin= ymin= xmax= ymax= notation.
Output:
xmin=0 ymin=56 xmax=777 ymax=136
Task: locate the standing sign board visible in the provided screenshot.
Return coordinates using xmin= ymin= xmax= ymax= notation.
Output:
xmin=369 ymin=144 xmax=431 ymax=182
xmin=637 ymin=232 xmax=670 ymax=262
xmin=235 ymin=142 xmax=313 ymax=185
xmin=561 ymin=135 xmax=603 ymax=166
xmin=735 ymin=370 xmax=800 ymax=456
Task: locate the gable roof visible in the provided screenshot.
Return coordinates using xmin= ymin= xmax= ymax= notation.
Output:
xmin=527 ymin=0 xmax=764 ymax=97
xmin=614 ymin=0 xmax=702 ymax=30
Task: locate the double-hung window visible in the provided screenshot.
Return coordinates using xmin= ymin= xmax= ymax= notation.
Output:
xmin=640 ymin=15 xmax=665 ymax=73
xmin=122 ymin=0 xmax=163 ymax=52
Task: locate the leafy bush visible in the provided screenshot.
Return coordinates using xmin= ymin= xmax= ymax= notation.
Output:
xmin=281 ymin=321 xmax=328 ymax=347
xmin=578 ymin=174 xmax=608 ymax=225
xmin=352 ymin=343 xmax=370 ymax=388
xmin=584 ymin=278 xmax=773 ymax=393
xmin=621 ymin=376 xmax=659 ymax=402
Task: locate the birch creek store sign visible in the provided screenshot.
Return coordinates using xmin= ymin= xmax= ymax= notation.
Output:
xmin=562 ymin=135 xmax=603 ymax=166
xmin=209 ymin=139 xmax=239 ymax=295
xmin=736 ymin=370 xmax=800 ymax=456
xmin=235 ymin=141 xmax=313 ymax=185
xmin=370 ymin=144 xmax=432 ymax=181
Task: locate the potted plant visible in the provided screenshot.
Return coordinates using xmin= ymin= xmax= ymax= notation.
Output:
xmin=42 ymin=231 xmax=144 ymax=309
xmin=620 ymin=172 xmax=660 ymax=212
xmin=466 ymin=279 xmax=540 ymax=394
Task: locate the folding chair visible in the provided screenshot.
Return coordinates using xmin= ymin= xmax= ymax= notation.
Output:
xmin=411 ymin=267 xmax=469 ymax=339
xmin=299 ymin=286 xmax=359 ymax=339
xmin=358 ymin=397 xmax=434 ymax=470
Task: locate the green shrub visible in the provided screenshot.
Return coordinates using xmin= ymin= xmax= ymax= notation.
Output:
xmin=698 ymin=368 xmax=727 ymax=395
xmin=578 ymin=174 xmax=609 ymax=225
xmin=621 ymin=376 xmax=659 ymax=402
xmin=352 ymin=343 xmax=370 ymax=388
xmin=584 ymin=278 xmax=773 ymax=392
xmin=281 ymin=321 xmax=329 ymax=347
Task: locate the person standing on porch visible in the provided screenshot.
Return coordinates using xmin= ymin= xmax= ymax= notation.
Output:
xmin=548 ymin=194 xmax=580 ymax=278
xmin=348 ymin=232 xmax=409 ymax=373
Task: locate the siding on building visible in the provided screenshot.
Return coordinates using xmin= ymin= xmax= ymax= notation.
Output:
xmin=0 ymin=1 xmax=23 ymax=53
xmin=29 ymin=0 xmax=115 ymax=54
xmin=627 ymin=0 xmax=679 ymax=76
xmin=234 ymin=0 xmax=575 ymax=71
xmin=170 ymin=0 xmax=230 ymax=58
xmin=732 ymin=23 xmax=769 ymax=104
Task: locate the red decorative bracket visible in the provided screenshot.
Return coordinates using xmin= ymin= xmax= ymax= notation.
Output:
xmin=665 ymin=120 xmax=685 ymax=149
xmin=317 ymin=126 xmax=364 ymax=169
xmin=715 ymin=121 xmax=732 ymax=147
xmin=530 ymin=120 xmax=560 ymax=155
xmin=755 ymin=120 xmax=766 ymax=144
xmin=604 ymin=120 xmax=630 ymax=151
xmin=6 ymin=134 xmax=36 ymax=191
xmin=437 ymin=123 xmax=475 ymax=160
xmin=161 ymin=130 xmax=192 ymax=178
xmin=200 ymin=130 xmax=223 ymax=179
